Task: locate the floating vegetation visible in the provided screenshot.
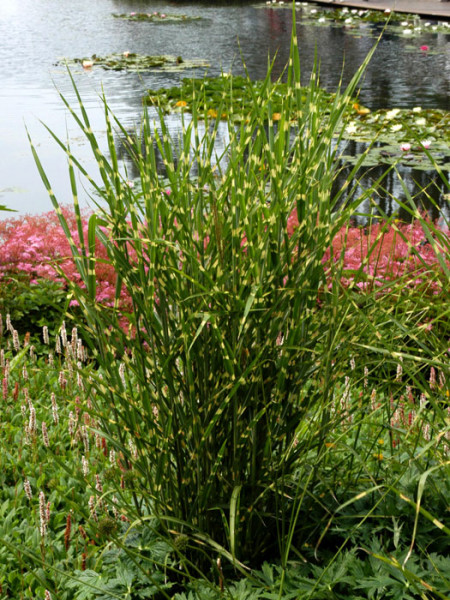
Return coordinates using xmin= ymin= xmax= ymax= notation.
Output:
xmin=340 ymin=141 xmax=450 ymax=172
xmin=112 ymin=12 xmax=203 ymax=24
xmin=342 ymin=107 xmax=450 ymax=171
xmin=59 ymin=53 xmax=209 ymax=73
xmin=144 ymin=75 xmax=450 ymax=171
xmin=257 ymin=3 xmax=450 ymax=40
xmin=144 ymin=75 xmax=343 ymax=120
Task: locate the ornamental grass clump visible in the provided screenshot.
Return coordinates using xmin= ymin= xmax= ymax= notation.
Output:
xmin=28 ymin=6 xmax=449 ymax=585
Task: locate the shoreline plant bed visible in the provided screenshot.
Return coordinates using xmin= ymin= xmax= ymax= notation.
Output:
xmin=112 ymin=11 xmax=204 ymax=23
xmin=58 ymin=53 xmax=209 ymax=73
xmin=0 ymin=309 xmax=448 ymax=598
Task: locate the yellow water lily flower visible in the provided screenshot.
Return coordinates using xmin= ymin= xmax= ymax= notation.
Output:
xmin=207 ymin=109 xmax=218 ymax=118
xmin=353 ymin=103 xmax=370 ymax=115
xmin=175 ymin=100 xmax=187 ymax=108
xmin=272 ymin=112 xmax=282 ymax=121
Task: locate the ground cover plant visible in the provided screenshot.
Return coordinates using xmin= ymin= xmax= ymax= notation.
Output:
xmin=0 ymin=6 xmax=449 ymax=599
xmin=0 ymin=317 xmax=448 ymax=599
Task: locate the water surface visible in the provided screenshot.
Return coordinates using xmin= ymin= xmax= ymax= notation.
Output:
xmin=0 ymin=0 xmax=448 ymax=215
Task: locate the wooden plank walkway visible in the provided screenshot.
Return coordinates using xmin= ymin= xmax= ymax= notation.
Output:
xmin=301 ymin=0 xmax=450 ymax=19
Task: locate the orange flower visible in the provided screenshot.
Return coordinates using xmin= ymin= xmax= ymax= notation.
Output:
xmin=175 ymin=100 xmax=187 ymax=108
xmin=353 ymin=102 xmax=370 ymax=116
xmin=272 ymin=112 xmax=282 ymax=121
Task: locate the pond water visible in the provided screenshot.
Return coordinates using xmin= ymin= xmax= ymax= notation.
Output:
xmin=0 ymin=0 xmax=449 ymax=218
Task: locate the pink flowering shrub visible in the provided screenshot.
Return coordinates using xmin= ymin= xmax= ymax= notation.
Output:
xmin=288 ymin=210 xmax=449 ymax=295
xmin=0 ymin=208 xmax=447 ymax=328
xmin=0 ymin=207 xmax=131 ymax=310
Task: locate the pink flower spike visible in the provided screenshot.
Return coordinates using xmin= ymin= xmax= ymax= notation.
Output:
xmin=400 ymin=143 xmax=411 ymax=152
xmin=420 ymin=45 xmax=429 ymax=51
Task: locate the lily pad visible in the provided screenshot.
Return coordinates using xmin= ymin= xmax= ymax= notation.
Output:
xmin=341 ymin=107 xmax=449 ymax=145
xmin=59 ymin=53 xmax=209 ymax=73
xmin=340 ymin=140 xmax=450 ymax=171
xmin=112 ymin=12 xmax=203 ymax=24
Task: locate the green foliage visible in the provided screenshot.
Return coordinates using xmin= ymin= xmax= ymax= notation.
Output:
xmin=33 ymin=8 xmax=389 ymax=569
xmin=0 ymin=275 xmax=68 ymax=347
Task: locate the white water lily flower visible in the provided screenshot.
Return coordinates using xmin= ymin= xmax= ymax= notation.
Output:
xmin=403 ymin=29 xmax=413 ymax=34
xmin=391 ymin=124 xmax=402 ymax=132
xmin=310 ymin=8 xmax=317 ymax=13
xmin=345 ymin=18 xmax=352 ymax=24
xmin=318 ymin=17 xmax=326 ymax=23
xmin=422 ymin=140 xmax=431 ymax=149
xmin=400 ymin=21 xmax=409 ymax=27
xmin=415 ymin=118 xmax=426 ymax=126
xmin=412 ymin=107 xmax=422 ymax=113
xmin=385 ymin=108 xmax=400 ymax=120
xmin=400 ymin=143 xmax=411 ymax=152
xmin=424 ymin=22 xmax=431 ymax=27
xmin=346 ymin=122 xmax=358 ymax=135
